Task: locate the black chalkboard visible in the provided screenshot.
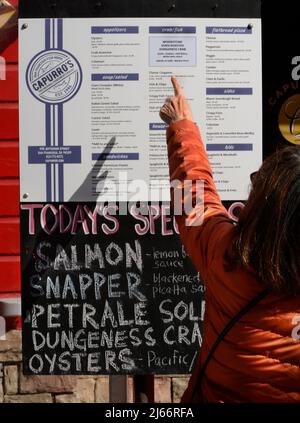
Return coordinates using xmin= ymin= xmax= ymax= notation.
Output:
xmin=21 ymin=203 xmax=204 ymax=375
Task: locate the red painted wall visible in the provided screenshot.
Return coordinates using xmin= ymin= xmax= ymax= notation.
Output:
xmin=0 ymin=0 xmax=20 ymax=293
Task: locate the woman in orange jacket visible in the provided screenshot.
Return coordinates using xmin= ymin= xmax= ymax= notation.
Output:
xmin=160 ymin=76 xmax=300 ymax=403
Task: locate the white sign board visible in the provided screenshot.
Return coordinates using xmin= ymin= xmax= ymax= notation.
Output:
xmin=19 ymin=18 xmax=262 ymax=202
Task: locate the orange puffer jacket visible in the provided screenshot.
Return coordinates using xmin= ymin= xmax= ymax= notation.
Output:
xmin=167 ymin=119 xmax=300 ymax=403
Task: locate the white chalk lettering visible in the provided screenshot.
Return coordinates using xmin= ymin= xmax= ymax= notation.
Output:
xmin=88 ymin=352 xmax=101 ymax=372
xmin=127 ymin=273 xmax=146 ymax=301
xmin=63 ymin=304 xmax=80 ymax=328
xmin=30 ymin=275 xmax=44 ymax=297
xmin=83 ymin=304 xmax=99 ymax=329
xmin=108 ymin=274 xmax=124 ymax=298
xmin=35 ymin=241 xmax=52 ymax=271
xmin=29 ymin=354 xmax=43 ymax=373
xmin=48 ymin=304 xmax=60 ymax=328
xmin=85 ymin=244 xmax=105 ymax=269
xmin=125 ymin=240 xmax=143 ymax=272
xmin=105 ymin=242 xmax=124 ymax=266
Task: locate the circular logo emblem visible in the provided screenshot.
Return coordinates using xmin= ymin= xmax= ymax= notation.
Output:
xmin=279 ymin=93 xmax=300 ymax=145
xmin=26 ymin=49 xmax=82 ymax=104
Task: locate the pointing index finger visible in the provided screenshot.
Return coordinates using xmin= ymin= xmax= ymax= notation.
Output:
xmin=171 ymin=76 xmax=183 ymax=96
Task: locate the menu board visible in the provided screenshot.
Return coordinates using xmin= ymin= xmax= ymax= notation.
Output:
xmin=19 ymin=17 xmax=262 ymax=203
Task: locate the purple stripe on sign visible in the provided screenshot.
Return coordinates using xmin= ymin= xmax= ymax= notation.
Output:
xmin=45 ymin=19 xmax=51 ymax=49
xmin=28 ymin=146 xmax=82 ymax=164
xmin=92 ymin=153 xmax=139 ymax=161
xmin=57 ymin=18 xmax=63 ymax=50
xmin=45 ymin=20 xmax=52 ymax=202
xmin=53 ymin=165 xmax=56 ymax=201
xmin=58 ymin=104 xmax=64 ymax=201
xmin=206 ymin=26 xmax=252 ymax=34
xmin=57 ymin=19 xmax=64 ymax=201
xmin=149 ymin=26 xmax=196 ymax=34
xmin=53 ymin=105 xmax=56 ymax=202
xmin=57 ymin=104 xmax=63 ymax=147
xmin=46 ymin=165 xmax=52 ymax=201
xmin=45 ymin=101 xmax=52 ymax=202
xmin=91 ymin=26 xmax=139 ymax=34
xmin=149 ymin=123 xmax=168 ymax=131
xmin=92 ymin=73 xmax=139 ymax=81
xmin=53 ymin=105 xmax=56 ymax=147
xmin=206 ymin=144 xmax=253 ymax=151
xmin=45 ymin=104 xmax=51 ymax=147
xmin=52 ymin=19 xmax=55 ymax=49
xmin=206 ymin=88 xmax=253 ymax=95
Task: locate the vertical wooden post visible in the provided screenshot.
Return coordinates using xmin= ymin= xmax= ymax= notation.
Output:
xmin=109 ymin=375 xmax=128 ymax=403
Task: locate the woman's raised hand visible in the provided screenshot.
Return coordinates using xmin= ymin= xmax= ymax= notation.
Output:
xmin=159 ymin=76 xmax=194 ymax=125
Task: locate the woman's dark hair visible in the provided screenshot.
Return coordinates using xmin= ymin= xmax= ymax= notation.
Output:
xmin=227 ymin=145 xmax=300 ymax=295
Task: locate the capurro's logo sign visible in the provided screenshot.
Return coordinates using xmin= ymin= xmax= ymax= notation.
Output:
xmin=275 ymin=56 xmax=300 ymax=146
xmin=0 ymin=56 xmax=6 ymax=80
xmin=278 ymin=94 xmax=300 ymax=145
xmin=26 ymin=49 xmax=82 ymax=104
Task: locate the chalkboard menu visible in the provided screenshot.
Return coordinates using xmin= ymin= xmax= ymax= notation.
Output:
xmin=21 ymin=203 xmax=204 ymax=375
